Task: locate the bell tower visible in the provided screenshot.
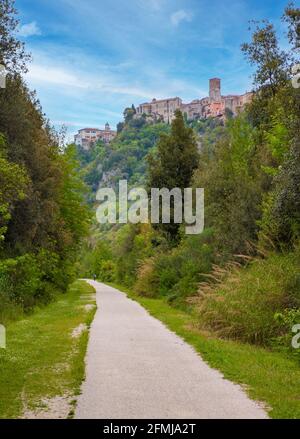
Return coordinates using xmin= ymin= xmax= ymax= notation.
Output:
xmin=209 ymin=78 xmax=221 ymax=102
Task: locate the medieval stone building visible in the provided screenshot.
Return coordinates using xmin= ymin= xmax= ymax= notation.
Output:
xmin=74 ymin=123 xmax=117 ymax=150
xmin=135 ymin=78 xmax=253 ymax=123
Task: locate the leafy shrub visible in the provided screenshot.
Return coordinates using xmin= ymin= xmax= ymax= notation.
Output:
xmin=0 ymin=254 xmax=42 ymax=311
xmin=78 ymin=239 xmax=117 ymax=282
xmin=113 ymin=224 xmax=158 ymax=286
xmin=0 ymin=249 xmax=74 ymax=322
xmin=134 ymin=258 xmax=158 ymax=297
xmin=273 ymin=308 xmax=300 ymax=361
xmin=133 ymin=231 xmax=214 ymax=308
xmin=98 ymin=260 xmax=116 ymax=282
xmin=259 ymin=141 xmax=300 ymax=249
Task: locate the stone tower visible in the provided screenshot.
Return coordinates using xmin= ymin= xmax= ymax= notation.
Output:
xmin=209 ymin=78 xmax=221 ymax=102
xmin=105 ymin=122 xmax=110 ymax=131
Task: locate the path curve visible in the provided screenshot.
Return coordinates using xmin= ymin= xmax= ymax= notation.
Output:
xmin=75 ymin=281 xmax=268 ymax=419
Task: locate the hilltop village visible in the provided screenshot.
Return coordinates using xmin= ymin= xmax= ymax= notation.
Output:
xmin=136 ymin=78 xmax=253 ymax=124
xmin=74 ymin=78 xmax=253 ymax=149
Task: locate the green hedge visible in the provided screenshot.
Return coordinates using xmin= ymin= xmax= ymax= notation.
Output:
xmin=0 ymin=250 xmax=75 ymax=323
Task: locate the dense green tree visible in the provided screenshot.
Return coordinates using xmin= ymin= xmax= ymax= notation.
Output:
xmin=0 ymin=134 xmax=28 ymax=245
xmin=123 ymin=105 xmax=136 ymax=124
xmin=148 ymin=110 xmax=199 ymax=241
xmin=242 ymin=21 xmax=288 ymax=96
xmin=117 ymin=121 xmax=125 ymax=133
xmin=193 ymin=115 xmax=264 ymax=258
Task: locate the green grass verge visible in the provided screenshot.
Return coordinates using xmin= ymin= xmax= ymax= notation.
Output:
xmin=0 ymin=280 xmax=96 ymax=419
xmin=109 ymin=282 xmax=300 ymax=419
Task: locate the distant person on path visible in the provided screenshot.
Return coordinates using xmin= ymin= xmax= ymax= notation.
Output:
xmin=93 ymin=274 xmax=97 ymax=281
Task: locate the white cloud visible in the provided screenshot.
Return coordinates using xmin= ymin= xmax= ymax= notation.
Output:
xmin=27 ymin=61 xmax=203 ymax=100
xmin=27 ymin=64 xmax=89 ymax=89
xmin=26 ymin=46 xmax=209 ymax=106
xmin=19 ymin=21 xmax=41 ymax=38
xmin=170 ymin=10 xmax=193 ymax=27
xmin=27 ymin=63 xmax=153 ymax=98
xmin=53 ymin=109 xmax=121 ymax=128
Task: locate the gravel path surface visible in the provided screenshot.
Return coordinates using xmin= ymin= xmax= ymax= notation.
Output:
xmin=75 ymin=281 xmax=268 ymax=419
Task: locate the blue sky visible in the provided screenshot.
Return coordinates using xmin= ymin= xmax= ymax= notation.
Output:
xmin=15 ymin=0 xmax=291 ymax=139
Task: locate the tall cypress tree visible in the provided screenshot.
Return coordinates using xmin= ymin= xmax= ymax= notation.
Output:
xmin=147 ymin=110 xmax=199 ymax=242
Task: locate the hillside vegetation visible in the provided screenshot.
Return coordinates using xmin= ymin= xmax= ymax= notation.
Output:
xmin=76 ymin=117 xmax=169 ymax=198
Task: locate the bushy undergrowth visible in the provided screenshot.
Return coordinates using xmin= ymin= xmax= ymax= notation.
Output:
xmin=134 ymin=231 xmax=214 ymax=307
xmin=78 ymin=238 xmax=117 ymax=282
xmin=0 ymin=250 xmax=77 ymax=323
xmin=194 ymin=249 xmax=300 ymax=356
